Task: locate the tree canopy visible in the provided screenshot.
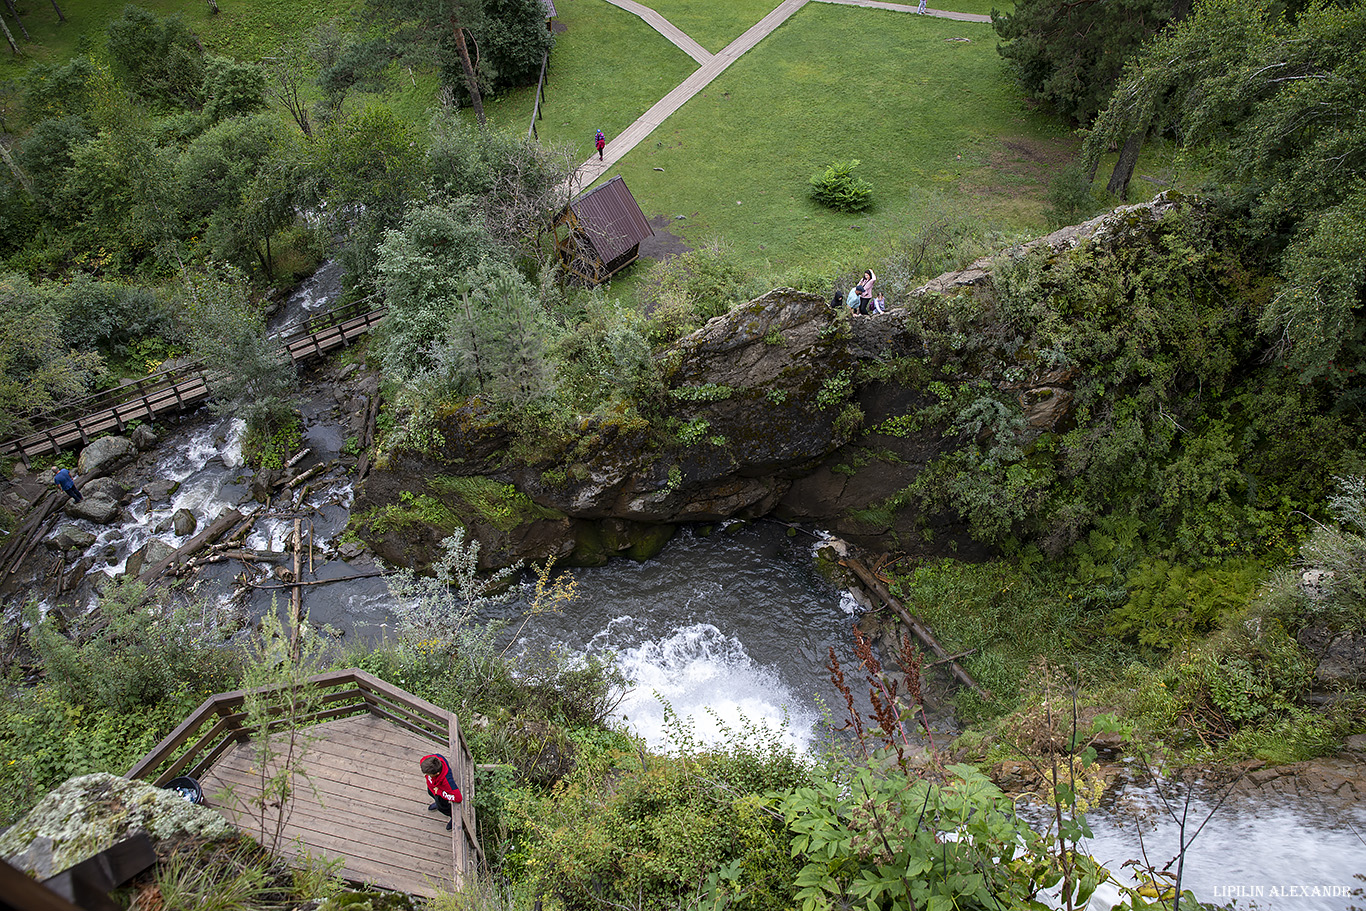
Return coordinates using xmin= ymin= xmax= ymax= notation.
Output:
xmin=1085 ymin=0 xmax=1366 ymax=390
xmin=993 ymin=0 xmax=1188 ymax=124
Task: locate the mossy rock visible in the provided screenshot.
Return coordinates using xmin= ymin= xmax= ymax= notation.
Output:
xmin=0 ymin=773 xmax=235 ymax=880
xmin=570 ymin=519 xmax=676 ymax=566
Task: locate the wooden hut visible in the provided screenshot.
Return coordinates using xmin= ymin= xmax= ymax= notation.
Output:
xmin=554 ymin=176 xmax=653 ymax=285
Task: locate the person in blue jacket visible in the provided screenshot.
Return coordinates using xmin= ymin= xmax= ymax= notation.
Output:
xmin=419 ymin=753 xmax=463 ymax=831
xmin=52 ymin=467 xmax=82 ymax=503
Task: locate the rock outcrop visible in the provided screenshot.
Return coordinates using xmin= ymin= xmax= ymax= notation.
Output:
xmin=0 ymin=773 xmax=234 ymax=880
xmin=355 ymin=198 xmax=1188 ymax=572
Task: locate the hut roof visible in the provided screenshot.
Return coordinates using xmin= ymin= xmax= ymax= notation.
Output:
xmin=569 ymin=176 xmax=653 ymax=264
xmin=542 ymin=0 xmax=558 ymax=17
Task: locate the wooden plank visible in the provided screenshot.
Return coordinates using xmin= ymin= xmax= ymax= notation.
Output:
xmin=1 ymin=857 xmax=85 ymax=911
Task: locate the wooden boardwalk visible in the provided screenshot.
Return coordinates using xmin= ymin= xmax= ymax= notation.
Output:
xmin=128 ymin=670 xmax=482 ymax=899
xmin=0 ymin=301 xmax=387 ymax=465
xmin=200 ymin=715 xmax=460 ymax=897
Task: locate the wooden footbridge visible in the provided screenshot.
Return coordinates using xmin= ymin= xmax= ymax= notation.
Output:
xmin=0 ymin=299 xmax=386 ymax=465
xmin=127 ymin=669 xmax=483 ymax=898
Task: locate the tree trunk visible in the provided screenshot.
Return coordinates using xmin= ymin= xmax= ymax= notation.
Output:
xmin=206 ymin=0 xmax=220 ymax=13
xmin=450 ymin=19 xmax=485 ymax=125
xmin=3 ymin=1 xmax=29 ymax=40
xmin=49 ymin=0 xmax=65 ymax=21
xmin=1106 ymin=131 xmax=1144 ymax=200
xmin=0 ymin=140 xmax=32 ymax=196
xmin=0 ymin=12 xmax=18 ymax=54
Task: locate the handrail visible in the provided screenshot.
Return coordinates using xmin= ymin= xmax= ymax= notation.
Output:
xmin=0 ymin=301 xmax=388 ymax=461
xmin=127 ymin=668 xmax=451 ymax=786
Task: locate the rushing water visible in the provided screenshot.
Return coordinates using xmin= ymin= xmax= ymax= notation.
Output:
xmin=26 ymin=265 xmax=1365 ymax=908
xmin=482 ymin=524 xmax=860 ymax=752
xmin=1078 ymin=781 xmax=1366 ymax=910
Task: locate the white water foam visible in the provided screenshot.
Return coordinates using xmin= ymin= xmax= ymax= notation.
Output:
xmin=597 ymin=620 xmax=818 ymax=753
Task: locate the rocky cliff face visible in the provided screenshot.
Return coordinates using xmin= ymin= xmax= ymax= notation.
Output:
xmin=355 ymin=198 xmax=1188 ymax=572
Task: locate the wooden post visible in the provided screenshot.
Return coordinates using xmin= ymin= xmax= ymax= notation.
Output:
xmin=290 ymin=518 xmax=302 ymax=660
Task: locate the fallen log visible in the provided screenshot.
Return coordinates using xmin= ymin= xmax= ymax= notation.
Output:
xmin=206 ymin=548 xmax=290 ymax=564
xmin=845 ymin=556 xmax=990 ymax=700
xmin=242 ymin=569 xmax=384 ymax=590
xmin=283 ymin=447 xmax=312 ymax=470
xmin=285 ymin=462 xmax=329 ymax=490
xmin=137 ymin=508 xmax=243 ymax=583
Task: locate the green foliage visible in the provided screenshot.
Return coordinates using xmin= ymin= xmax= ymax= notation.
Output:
xmin=373 ymin=198 xmax=510 ymax=388
xmin=429 ymin=475 xmax=565 ymax=532
xmin=27 ymin=578 xmax=240 ymax=714
xmin=182 ymin=265 xmax=297 ymax=439
xmin=808 ymin=159 xmax=872 ymax=213
xmin=640 ymin=239 xmax=758 ymax=339
xmin=105 ymin=5 xmax=206 ymax=109
xmin=670 ymin=383 xmax=734 ymax=402
xmin=242 ymin=416 xmax=303 ymax=470
xmin=201 ymin=56 xmax=268 ymax=123
xmin=458 ymin=0 xmax=556 ymax=94
xmin=509 ymin=715 xmax=810 ymax=911
xmin=0 ymin=683 xmax=192 ymax=827
xmin=20 ymin=57 xmax=96 ymax=121
xmin=1106 ymin=558 xmax=1264 ymax=649
xmin=1086 ymin=0 xmax=1366 ymax=390
xmin=815 ymin=369 xmax=853 ymax=409
xmin=0 ymin=273 xmax=104 ymax=438
xmin=676 ymin=416 xmax=712 ymax=446
xmin=994 ymin=0 xmax=1181 ymax=124
xmin=782 ymin=762 xmax=1102 ymax=911
xmin=1046 ymin=161 xmax=1105 ymax=226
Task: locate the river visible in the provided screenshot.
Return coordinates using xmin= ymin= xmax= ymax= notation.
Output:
xmin=24 ymin=267 xmax=1366 ymax=909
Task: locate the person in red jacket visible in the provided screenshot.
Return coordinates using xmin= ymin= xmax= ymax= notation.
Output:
xmin=595 ymin=129 xmax=606 ymax=161
xmin=419 ymin=754 xmax=463 ymax=831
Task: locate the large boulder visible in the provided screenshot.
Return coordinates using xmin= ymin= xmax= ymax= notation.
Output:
xmin=66 ymin=493 xmax=120 ymax=524
xmin=0 ymin=773 xmax=234 ymax=880
xmin=131 ymin=423 xmax=159 ymax=450
xmin=124 ymin=539 xmax=178 ymax=578
xmin=172 ymin=508 xmax=197 ymax=537
xmin=77 ymin=436 xmax=136 ymax=476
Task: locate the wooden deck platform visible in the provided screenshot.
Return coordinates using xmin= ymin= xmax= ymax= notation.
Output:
xmin=127 ymin=670 xmax=482 ymax=900
xmin=199 ymin=714 xmax=458 ymax=897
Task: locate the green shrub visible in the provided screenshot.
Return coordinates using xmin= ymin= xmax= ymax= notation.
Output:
xmin=27 ymin=579 xmax=241 ymax=714
xmin=1106 ymin=558 xmax=1264 ymax=649
xmin=808 ymin=160 xmax=873 ymax=213
xmin=508 ymin=717 xmax=810 ymax=911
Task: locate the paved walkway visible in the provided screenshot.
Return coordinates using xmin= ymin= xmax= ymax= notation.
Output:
xmin=814 ymin=0 xmax=991 ymax=24
xmin=568 ymin=0 xmax=992 ymax=192
xmin=602 ymin=0 xmax=713 ymax=63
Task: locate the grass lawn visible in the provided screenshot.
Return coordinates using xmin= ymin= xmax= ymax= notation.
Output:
xmin=482 ymin=0 xmax=698 ymax=162
xmin=640 ymin=0 xmax=783 ymax=53
xmin=0 ymin=0 xmax=362 ymax=77
xmin=599 ymin=3 xmax=1070 ymax=270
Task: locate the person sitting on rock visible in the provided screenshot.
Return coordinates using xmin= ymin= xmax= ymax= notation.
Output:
xmin=419 ymin=753 xmax=463 ymax=832
xmin=52 ymin=467 xmax=82 ymax=503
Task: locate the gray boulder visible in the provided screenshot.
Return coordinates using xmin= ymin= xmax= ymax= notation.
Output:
xmin=0 ymin=773 xmax=233 ymax=880
xmin=77 ymin=436 xmax=136 ymax=475
xmin=66 ymin=494 xmax=119 ymax=524
xmin=124 ymin=539 xmax=177 ymax=578
xmin=172 ymin=508 xmax=197 ymax=537
xmin=48 ymin=525 xmax=97 ymax=553
xmin=142 ymin=479 xmax=179 ymax=502
xmin=131 ymin=423 xmax=159 ymax=450
xmin=81 ymin=476 xmax=128 ymax=503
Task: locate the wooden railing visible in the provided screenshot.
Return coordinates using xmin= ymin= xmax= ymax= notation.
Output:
xmin=126 ymin=668 xmax=484 ymax=877
xmin=0 ymin=301 xmax=387 ymax=463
